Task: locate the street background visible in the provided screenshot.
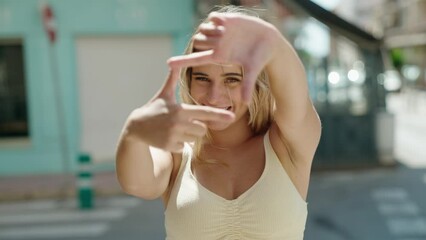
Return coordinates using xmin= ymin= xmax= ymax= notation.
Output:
xmin=0 ymin=93 xmax=425 ymax=240
xmin=1 ymin=0 xmax=426 ymax=239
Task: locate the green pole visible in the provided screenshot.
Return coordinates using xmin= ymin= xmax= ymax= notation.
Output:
xmin=77 ymin=153 xmax=94 ymax=209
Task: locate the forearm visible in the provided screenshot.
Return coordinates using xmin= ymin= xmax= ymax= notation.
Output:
xmin=265 ymin=28 xmax=312 ymax=122
xmin=116 ymin=127 xmax=171 ymax=200
xmin=264 ymin=27 xmax=321 ymax=162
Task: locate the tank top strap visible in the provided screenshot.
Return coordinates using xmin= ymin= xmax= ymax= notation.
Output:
xmin=177 ymin=143 xmax=192 ymax=179
xmin=263 ymin=131 xmax=275 ymax=164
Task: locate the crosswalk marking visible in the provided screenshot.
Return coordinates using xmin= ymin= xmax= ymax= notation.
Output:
xmin=371 ymin=188 xmax=408 ymax=201
xmin=0 ymin=196 xmax=144 ymax=239
xmin=105 ymin=196 xmax=141 ymax=208
xmin=397 ymin=239 xmax=426 ymax=240
xmin=372 ymin=187 xmax=426 ymax=239
xmin=377 ymin=201 xmax=420 ymax=216
xmin=0 ymin=200 xmax=57 ymax=214
xmin=387 ymin=217 xmax=426 ymax=236
xmin=0 ymin=223 xmax=108 ymax=239
xmin=0 ymin=208 xmax=126 ymax=225
xmin=0 ymin=196 xmax=140 ymax=215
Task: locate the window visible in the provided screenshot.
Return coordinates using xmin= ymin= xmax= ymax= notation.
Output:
xmin=0 ymin=39 xmax=29 ymax=138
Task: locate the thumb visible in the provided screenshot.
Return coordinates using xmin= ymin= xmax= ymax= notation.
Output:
xmin=159 ymin=67 xmax=180 ymax=100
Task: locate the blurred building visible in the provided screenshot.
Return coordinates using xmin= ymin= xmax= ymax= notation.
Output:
xmin=2 ymin=0 xmax=419 ymax=176
xmin=0 ymin=0 xmax=193 ymax=175
xmin=334 ymin=0 xmax=426 ymax=90
xmin=199 ymin=0 xmax=395 ymax=167
xmin=384 ymin=0 xmax=426 ymax=90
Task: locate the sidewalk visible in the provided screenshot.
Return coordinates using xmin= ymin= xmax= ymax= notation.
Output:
xmin=0 ymin=170 xmax=124 ymax=202
xmin=305 ymin=165 xmax=426 ymax=240
xmin=387 ymin=91 xmax=426 ymax=168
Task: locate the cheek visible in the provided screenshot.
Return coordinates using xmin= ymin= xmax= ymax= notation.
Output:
xmin=228 ymin=89 xmax=243 ymax=104
xmin=189 ymin=85 xmax=205 ymax=101
xmin=237 ymin=103 xmax=249 ymax=116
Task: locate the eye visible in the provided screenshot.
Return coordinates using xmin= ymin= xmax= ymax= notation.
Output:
xmin=225 ymin=77 xmax=241 ymax=84
xmin=195 ymin=76 xmax=210 ymax=82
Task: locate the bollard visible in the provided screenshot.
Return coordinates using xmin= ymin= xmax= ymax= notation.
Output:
xmin=77 ymin=153 xmax=94 ymax=209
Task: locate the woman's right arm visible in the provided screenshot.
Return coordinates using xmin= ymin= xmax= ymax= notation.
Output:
xmin=116 ymin=109 xmax=175 ymax=200
xmin=115 ymin=69 xmax=234 ymax=200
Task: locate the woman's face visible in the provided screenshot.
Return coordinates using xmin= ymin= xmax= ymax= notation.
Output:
xmin=190 ymin=64 xmax=248 ymax=131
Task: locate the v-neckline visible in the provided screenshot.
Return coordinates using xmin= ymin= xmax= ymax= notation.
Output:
xmin=188 ymin=136 xmax=268 ymax=203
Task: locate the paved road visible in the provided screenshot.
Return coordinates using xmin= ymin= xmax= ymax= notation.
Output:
xmin=0 ymin=196 xmax=165 ymax=240
xmin=306 ymin=167 xmax=426 ymax=240
xmin=0 ymin=166 xmax=425 ymax=240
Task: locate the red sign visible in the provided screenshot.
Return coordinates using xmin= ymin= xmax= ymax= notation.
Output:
xmin=41 ymin=3 xmax=56 ymax=44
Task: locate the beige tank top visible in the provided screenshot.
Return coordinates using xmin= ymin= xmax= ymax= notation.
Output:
xmin=164 ymin=132 xmax=308 ymax=240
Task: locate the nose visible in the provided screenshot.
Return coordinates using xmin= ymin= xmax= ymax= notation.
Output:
xmin=206 ymin=83 xmax=228 ymax=105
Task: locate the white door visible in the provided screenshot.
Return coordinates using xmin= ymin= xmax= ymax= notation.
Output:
xmin=76 ymin=36 xmax=172 ymax=162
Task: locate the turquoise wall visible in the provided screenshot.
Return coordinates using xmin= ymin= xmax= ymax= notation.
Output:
xmin=0 ymin=0 xmax=194 ymax=175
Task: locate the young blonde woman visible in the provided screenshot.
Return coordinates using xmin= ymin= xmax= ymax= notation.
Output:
xmin=116 ymin=5 xmax=321 ymax=240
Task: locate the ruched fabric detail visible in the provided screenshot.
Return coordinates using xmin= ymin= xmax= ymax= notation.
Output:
xmin=165 ymin=132 xmax=308 ymax=240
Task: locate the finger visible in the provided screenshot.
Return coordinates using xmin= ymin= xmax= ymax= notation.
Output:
xmin=179 ymin=133 xmax=198 ymax=143
xmin=169 ymin=142 xmax=184 ymax=153
xmin=182 ymin=104 xmax=235 ymax=122
xmin=159 ymin=67 xmax=180 ymax=99
xmin=181 ymin=120 xmax=207 ymax=137
xmin=199 ymin=23 xmax=225 ymax=36
xmin=207 ymin=12 xmax=226 ymax=26
xmin=168 ymin=50 xmax=215 ymax=69
xmin=193 ymin=33 xmax=221 ymax=51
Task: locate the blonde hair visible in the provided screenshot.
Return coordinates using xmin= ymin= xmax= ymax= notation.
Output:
xmin=179 ymin=5 xmax=275 ymax=164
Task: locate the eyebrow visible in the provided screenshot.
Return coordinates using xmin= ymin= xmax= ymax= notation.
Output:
xmin=192 ymin=72 xmax=243 ymax=77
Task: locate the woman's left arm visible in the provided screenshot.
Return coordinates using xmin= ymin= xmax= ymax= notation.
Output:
xmin=168 ymin=13 xmax=321 ymax=164
xmin=265 ymin=29 xmax=321 ymax=165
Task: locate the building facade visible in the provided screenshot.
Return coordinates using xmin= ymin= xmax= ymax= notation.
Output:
xmin=0 ymin=0 xmax=193 ymax=175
